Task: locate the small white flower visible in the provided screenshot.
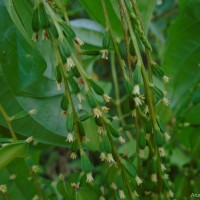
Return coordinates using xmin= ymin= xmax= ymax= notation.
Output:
xmin=118 ymin=136 xmax=126 ymax=144
xmin=32 ymin=195 xmax=39 ymax=200
xmin=71 ymin=182 xmax=80 ymax=190
xmin=82 ymin=136 xmax=90 ymax=143
xmin=163 ymin=174 xmax=169 ymax=180
xmin=144 ymin=105 xmax=149 ymax=114
xmin=100 ymin=186 xmax=105 ymax=194
xmin=132 ymin=190 xmax=139 ymax=198
xmin=158 ymin=147 xmax=166 ymax=157
xmin=77 ymin=93 xmax=85 ymax=103
xmin=162 ymin=98 xmax=170 ymax=106
xmin=32 ymin=165 xmax=39 ymax=173
xmin=167 ymin=190 xmax=174 ymax=198
xmin=66 ymin=133 xmax=74 ymax=143
xmin=162 ymin=75 xmax=170 ymax=83
xmin=139 ymin=149 xmax=145 ymax=158
xmin=66 ymin=57 xmax=75 ymax=71
xmin=29 ymin=109 xmax=37 ymax=115
xmin=133 ymin=84 xmax=140 ymax=95
xmin=93 ymin=107 xmax=103 ymax=118
xmin=151 ymin=173 xmax=157 ymax=183
xmin=99 ymin=196 xmax=106 ymax=200
xmin=0 ymin=184 xmax=7 ymax=193
xmin=86 ymin=172 xmax=94 ymax=183
xmin=119 ymin=190 xmax=126 ymax=199
xmin=112 ymin=116 xmax=119 ymax=121
xmin=100 ymin=49 xmax=109 ymax=60
xmin=110 ymin=182 xmax=117 ymax=190
xmin=100 ymin=152 xmax=107 ymax=161
xmin=74 ymin=37 xmax=84 ymax=46
xmin=183 ymin=122 xmax=190 ymax=127
xmin=131 ymin=109 xmax=136 ymax=117
xmin=70 ymin=152 xmax=77 ymax=160
xmin=26 ymin=136 xmax=34 ymax=143
xmin=97 ymin=126 xmax=105 ymax=135
xmin=9 ymin=174 xmax=17 ymax=180
xmin=101 ymin=106 xmax=110 ymax=113
xmin=78 ymin=104 xmax=83 ymax=111
xmin=161 ymin=163 xmax=166 ymax=172
xmin=164 ymin=132 xmax=171 ymax=141
xmin=107 ymin=153 xmax=115 ymax=163
xmin=134 ymin=95 xmax=145 ymax=107
xmin=146 ymin=133 xmax=151 ymax=140
xmin=59 ymin=174 xmax=65 ymax=181
xmin=57 ymin=82 xmax=62 ymax=91
xmin=135 ymin=175 xmax=143 ymax=185
xmin=103 ymin=94 xmax=111 ymax=103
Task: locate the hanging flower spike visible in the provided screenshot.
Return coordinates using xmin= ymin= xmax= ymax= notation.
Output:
xmin=103 ymin=94 xmax=111 ymax=103
xmin=133 ymin=84 xmax=140 ymax=96
xmin=93 ymin=107 xmax=103 ymax=118
xmin=158 ymin=147 xmax=166 ymax=157
xmin=162 ymin=97 xmax=170 ymax=106
xmin=151 ymin=173 xmax=158 ymax=183
xmin=70 ymin=152 xmax=78 ymax=160
xmin=100 ymin=152 xmax=107 ymax=161
xmin=135 ymin=175 xmax=143 ymax=185
xmin=118 ymin=136 xmax=126 ymax=144
xmin=162 ymin=75 xmax=170 ymax=83
xmin=107 ymin=153 xmax=115 ymax=163
xmin=74 ymin=37 xmax=84 ymax=46
xmin=86 ymin=172 xmax=94 ymax=183
xmin=119 ymin=190 xmax=126 ymax=199
xmin=100 ymin=49 xmax=109 ymax=60
xmin=66 ymin=133 xmax=74 ymax=143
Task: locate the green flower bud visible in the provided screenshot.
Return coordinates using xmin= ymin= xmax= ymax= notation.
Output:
xmin=124 ymin=78 xmax=134 ymax=95
xmin=89 ymin=79 xmax=104 ymax=96
xmin=122 ymin=159 xmax=137 ymax=177
xmin=81 ymin=152 xmax=92 ymax=173
xmin=107 ymin=124 xmax=120 ymax=138
xmin=138 ymin=131 xmax=146 ymax=149
xmin=61 ymin=22 xmax=76 ymax=39
xmin=150 ymin=85 xmax=164 ymax=100
xmin=32 ymin=7 xmax=40 ymax=32
xmin=69 ymin=77 xmax=80 ymax=94
xmin=66 ymin=110 xmax=74 ymax=133
xmin=102 ymin=30 xmax=111 ymax=49
xmin=154 ymin=129 xmax=164 ymax=147
xmin=78 ymin=121 xmax=85 ymax=136
xmin=156 ymin=117 xmax=166 ymax=134
xmin=60 ymin=95 xmax=68 ymax=111
xmin=38 ymin=3 xmax=50 ymax=29
xmin=86 ymin=91 xmax=97 ymax=108
xmin=56 ymin=65 xmax=62 ymax=84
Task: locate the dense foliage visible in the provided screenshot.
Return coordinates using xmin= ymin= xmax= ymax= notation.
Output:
xmin=0 ymin=0 xmax=199 ymax=199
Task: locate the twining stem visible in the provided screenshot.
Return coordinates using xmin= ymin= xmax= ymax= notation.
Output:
xmin=130 ymin=0 xmax=153 ymax=82
xmin=0 ymin=104 xmax=17 ymax=140
xmin=118 ymin=0 xmax=132 ymax=79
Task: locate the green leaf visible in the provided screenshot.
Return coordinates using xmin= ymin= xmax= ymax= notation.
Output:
xmin=0 ymin=159 xmax=38 ymax=200
xmin=136 ymin=0 xmax=157 ymax=32
xmin=162 ymin=0 xmax=200 ymax=114
xmin=71 ymin=19 xmax=104 ymax=47
xmin=0 ymin=142 xmax=28 ymax=169
xmin=79 ymin=0 xmax=123 ymax=37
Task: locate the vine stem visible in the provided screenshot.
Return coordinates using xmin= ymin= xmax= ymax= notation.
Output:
xmin=0 ymin=104 xmax=17 ymax=140
xmin=130 ymin=0 xmax=153 ymax=82
xmin=118 ymin=0 xmax=132 ymax=79
xmin=120 ymin=0 xmax=157 ymax=129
